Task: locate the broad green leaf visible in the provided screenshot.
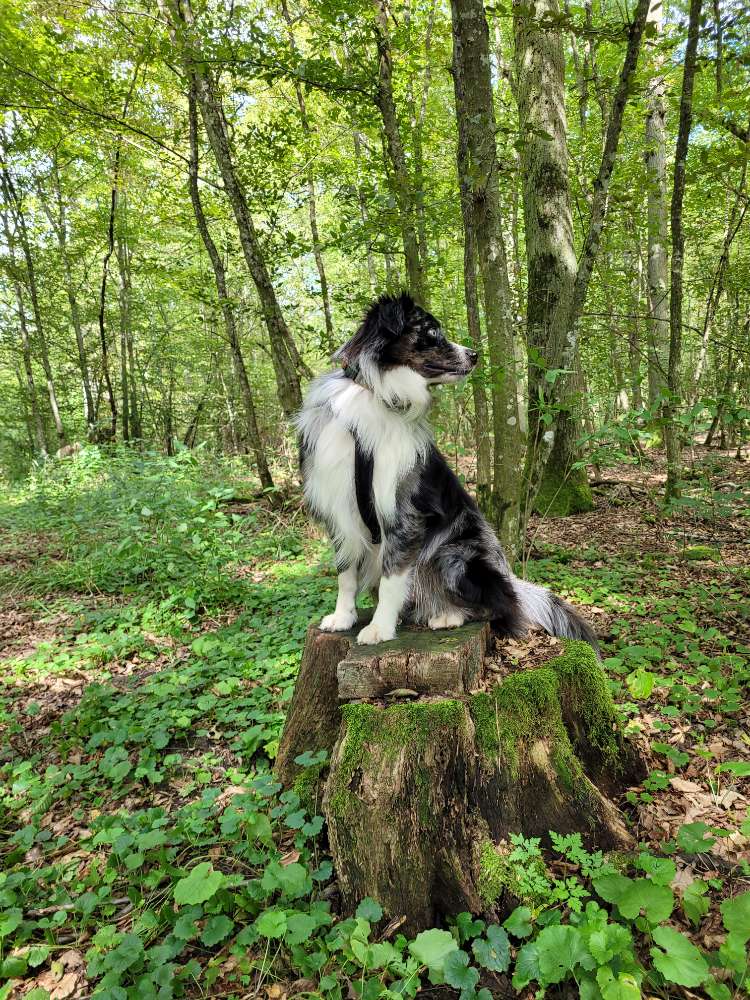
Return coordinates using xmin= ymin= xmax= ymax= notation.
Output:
xmin=472 ymin=924 xmax=510 ymax=973
xmin=444 ymin=950 xmax=480 ymax=993
xmin=682 ymin=880 xmax=710 ymax=926
xmin=720 ymin=891 xmax=750 ymax=942
xmin=408 ymin=928 xmax=458 ymax=979
xmin=512 ymin=941 xmax=541 ymax=990
xmin=173 ymin=862 xmax=225 ymax=906
xmin=536 ymin=924 xmax=594 ymax=984
xmin=356 ymin=898 xmax=383 ymax=922
xmin=201 ymin=914 xmax=234 ymax=946
xmin=503 ymin=905 xmax=533 ymax=938
xmin=650 ymin=926 xmax=709 ymax=987
xmin=255 ymin=909 xmax=287 ymax=938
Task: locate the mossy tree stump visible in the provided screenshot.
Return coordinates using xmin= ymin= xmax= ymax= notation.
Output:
xmin=276 ymin=618 xmax=645 ymax=933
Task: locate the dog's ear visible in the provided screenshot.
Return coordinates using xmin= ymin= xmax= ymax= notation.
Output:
xmin=334 ymin=293 xmax=413 ymax=365
xmin=375 ymin=295 xmax=409 ymax=339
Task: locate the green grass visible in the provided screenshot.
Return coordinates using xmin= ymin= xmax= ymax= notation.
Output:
xmin=0 ymin=447 xmax=748 ymax=999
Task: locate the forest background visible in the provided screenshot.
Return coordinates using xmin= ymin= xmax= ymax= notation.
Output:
xmin=0 ymin=1 xmax=749 ymax=999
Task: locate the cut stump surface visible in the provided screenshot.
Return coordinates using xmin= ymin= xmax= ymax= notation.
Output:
xmin=275 ymin=616 xmax=645 ymax=934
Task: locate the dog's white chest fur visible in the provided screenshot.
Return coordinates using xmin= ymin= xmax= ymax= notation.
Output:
xmin=297 ymin=371 xmax=431 ymax=566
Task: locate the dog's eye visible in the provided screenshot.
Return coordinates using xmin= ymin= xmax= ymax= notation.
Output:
xmin=427 ymin=329 xmax=439 ymax=342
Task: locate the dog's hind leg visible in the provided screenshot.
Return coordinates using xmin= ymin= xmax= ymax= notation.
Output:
xmin=319 ymin=564 xmax=358 ymax=632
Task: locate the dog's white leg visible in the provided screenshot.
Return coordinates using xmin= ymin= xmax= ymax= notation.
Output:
xmin=357 ymin=568 xmax=411 ymax=645
xmin=319 ymin=565 xmax=358 ymax=632
xmin=428 ymin=609 xmax=466 ymax=630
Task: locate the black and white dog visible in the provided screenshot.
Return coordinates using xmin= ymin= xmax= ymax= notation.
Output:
xmin=296 ymin=293 xmax=596 ymax=648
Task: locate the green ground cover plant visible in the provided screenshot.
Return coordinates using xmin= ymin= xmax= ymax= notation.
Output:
xmin=1 ymin=448 xmax=748 ymax=999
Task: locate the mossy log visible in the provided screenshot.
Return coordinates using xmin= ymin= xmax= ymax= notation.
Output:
xmin=275 ymin=618 xmax=645 ymax=933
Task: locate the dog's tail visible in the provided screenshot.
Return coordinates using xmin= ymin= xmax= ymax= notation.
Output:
xmin=511 ymin=577 xmax=599 ymax=650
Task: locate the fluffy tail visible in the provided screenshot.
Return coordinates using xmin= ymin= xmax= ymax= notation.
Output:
xmin=511 ymin=577 xmax=599 ymax=650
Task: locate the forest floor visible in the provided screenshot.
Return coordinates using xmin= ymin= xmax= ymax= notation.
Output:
xmin=0 ymin=445 xmax=748 ymax=1000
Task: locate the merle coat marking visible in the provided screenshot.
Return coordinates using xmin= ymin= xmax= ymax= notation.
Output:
xmin=295 ymin=293 xmax=597 ymax=648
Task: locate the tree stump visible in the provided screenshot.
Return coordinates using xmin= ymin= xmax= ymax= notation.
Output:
xmin=275 ymin=617 xmax=646 ymax=934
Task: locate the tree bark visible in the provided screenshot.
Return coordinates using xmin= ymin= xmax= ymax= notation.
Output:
xmin=372 ymin=0 xmax=428 ymax=305
xmin=451 ymin=0 xmax=524 ymax=555
xmin=0 ymin=162 xmax=66 ymax=447
xmin=187 ymin=84 xmax=274 ymax=489
xmin=644 ymin=0 xmax=670 ymax=412
xmin=512 ymin=0 xmax=592 ymax=521
xmin=116 ymin=209 xmax=133 ymax=443
xmin=519 ymin=0 xmax=650 ymax=517
xmin=38 ymin=156 xmax=96 ymax=436
xmin=279 ymin=0 xmax=335 ymax=351
xmin=1 ymin=204 xmax=47 ymax=456
xmin=161 ymin=0 xmax=303 ymax=418
xmin=95 ymin=150 xmax=121 ymax=441
xmin=663 ymin=0 xmax=703 ymax=503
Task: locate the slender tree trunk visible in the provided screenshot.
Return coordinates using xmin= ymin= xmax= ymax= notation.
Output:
xmin=663 ymin=0 xmax=702 ymax=503
xmin=279 ymin=0 xmax=335 ymax=350
xmin=187 ymin=84 xmax=274 ymax=489
xmin=692 ymin=163 xmax=748 ymax=401
xmin=451 ymin=0 xmax=524 ymax=554
xmin=627 ymin=243 xmax=644 ymax=410
xmin=38 ymin=157 xmax=96 ymax=436
xmin=161 ymin=0 xmax=303 ymax=417
xmin=454 ymin=62 xmax=492 ymax=514
xmin=409 ymin=0 xmax=436 ymax=272
xmin=351 ymin=132 xmax=379 ymax=293
xmin=1 ymin=164 xmax=66 ymax=447
xmin=372 ymin=0 xmax=427 ymax=305
xmin=116 ymin=216 xmax=132 ymax=443
xmin=96 ymin=150 xmax=120 ymax=440
xmin=644 ymin=0 xmax=670 ymax=412
xmin=0 ymin=200 xmax=47 ymax=456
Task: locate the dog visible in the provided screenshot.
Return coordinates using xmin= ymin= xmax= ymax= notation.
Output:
xmin=295 ymin=293 xmax=596 ymax=648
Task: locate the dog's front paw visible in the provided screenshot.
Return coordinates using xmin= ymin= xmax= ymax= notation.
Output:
xmin=356 ymin=621 xmax=395 ymax=645
xmin=319 ymin=611 xmax=357 ymax=632
xmin=428 ymin=611 xmax=465 ymax=630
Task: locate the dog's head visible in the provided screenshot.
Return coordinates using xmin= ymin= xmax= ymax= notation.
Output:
xmin=336 ymin=294 xmax=478 ymax=388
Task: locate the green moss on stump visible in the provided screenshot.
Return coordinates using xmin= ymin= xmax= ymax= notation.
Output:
xmin=292 ymin=763 xmax=326 ymax=814
xmin=470 ymin=639 xmax=622 ymax=785
xmin=550 ymin=640 xmax=621 ymax=769
xmin=330 ymin=700 xmax=466 ymax=818
xmin=533 ymin=467 xmax=593 ymax=518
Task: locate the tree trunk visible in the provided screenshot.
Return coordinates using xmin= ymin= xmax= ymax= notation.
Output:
xmin=277 ymin=619 xmax=645 ymax=934
xmin=0 ymin=203 xmax=47 ymax=456
xmin=628 ymin=242 xmax=644 ymax=411
xmin=95 ymin=150 xmax=121 ymax=441
xmin=372 ymin=0 xmax=427 ymax=305
xmin=452 ymin=21 xmax=495 ymax=525
xmin=451 ymin=0 xmax=524 ymax=555
xmin=0 ymin=163 xmax=66 ymax=447
xmin=280 ymin=0 xmax=335 ymax=351
xmin=187 ymin=85 xmax=274 ymax=489
xmin=161 ymin=0 xmax=303 ymax=418
xmin=39 ymin=156 xmax=96 ymax=436
xmin=663 ymin=0 xmax=702 ymax=503
xmin=352 ymin=131 xmax=379 ymax=293
xmin=519 ymin=0 xmax=650 ymax=517
xmin=116 ymin=217 xmax=133 ymax=443
xmin=692 ymin=165 xmax=748 ymax=403
xmin=644 ymin=0 xmax=670 ymax=412
xmin=512 ymin=0 xmax=592 ymax=521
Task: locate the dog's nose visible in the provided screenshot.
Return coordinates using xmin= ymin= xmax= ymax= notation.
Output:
xmin=467 ymin=349 xmax=478 ymax=365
